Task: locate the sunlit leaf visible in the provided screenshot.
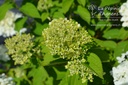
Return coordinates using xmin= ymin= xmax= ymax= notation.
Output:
xmin=90 ymin=48 xmax=110 ymax=62
xmin=20 ymin=3 xmax=40 ymax=18
xmin=95 ymin=39 xmax=117 ymax=50
xmin=103 ymin=29 xmax=120 ymax=39
xmin=77 ymin=0 xmax=86 ymax=6
xmin=41 ymin=12 xmax=49 ymax=22
xmin=76 ymin=5 xmax=90 ymax=24
xmin=53 ymin=67 xmax=66 ymax=80
xmin=33 ymin=22 xmax=48 ymax=35
xmin=0 ymin=2 xmax=13 ymax=20
xmin=114 ymin=41 xmax=128 ymax=57
xmin=87 ymin=53 xmax=103 ymax=79
xmin=100 ymin=0 xmax=120 ymax=7
xmin=59 ymin=71 xmax=87 ymax=85
xmin=15 ymin=17 xmax=27 ymax=31
xmin=62 ymin=0 xmax=74 ymax=13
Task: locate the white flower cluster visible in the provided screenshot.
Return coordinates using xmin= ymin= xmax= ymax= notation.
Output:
xmin=0 ymin=73 xmax=15 ymax=85
xmin=119 ymin=0 xmax=128 ymax=27
xmin=111 ymin=51 xmax=128 ymax=85
xmin=0 ymin=10 xmax=26 ymax=37
xmin=0 ymin=45 xmax=10 ymax=62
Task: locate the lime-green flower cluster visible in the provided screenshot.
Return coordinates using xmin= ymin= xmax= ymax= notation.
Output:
xmin=5 ymin=33 xmax=34 ymax=65
xmin=42 ymin=18 xmax=92 ymax=60
xmin=42 ymin=18 xmax=95 ymax=83
xmin=37 ymin=0 xmax=53 ymax=11
xmin=65 ymin=59 xmax=95 ymax=83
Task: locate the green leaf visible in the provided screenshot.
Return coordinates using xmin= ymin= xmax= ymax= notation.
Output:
xmin=102 ymin=41 xmax=117 ymax=50
xmin=103 ymin=10 xmax=111 ymax=19
xmin=118 ymin=28 xmax=128 ymax=39
xmin=62 ymin=0 xmax=74 ymax=14
xmin=53 ymin=11 xmax=65 ymax=18
xmin=114 ymin=41 xmax=128 ymax=57
xmin=28 ymin=66 xmax=50 ymax=85
xmin=90 ymin=48 xmax=110 ymax=62
xmin=53 ymin=67 xmax=66 ymax=80
xmin=20 ymin=3 xmax=40 ymax=18
xmin=0 ymin=2 xmax=13 ymax=20
xmin=100 ymin=0 xmax=120 ymax=7
xmin=95 ymin=21 xmax=106 ymax=30
xmin=33 ymin=22 xmax=48 ymax=35
xmin=52 ymin=0 xmax=62 ymax=7
xmin=41 ymin=45 xmax=58 ymax=66
xmin=59 ymin=71 xmax=87 ymax=85
xmin=15 ymin=17 xmax=28 ymax=31
xmin=59 ymin=71 xmax=70 ymax=85
xmin=103 ymin=28 xmax=128 ymax=39
xmin=42 ymin=53 xmax=56 ymax=66
xmin=88 ymin=29 xmax=95 ymax=36
xmin=87 ymin=53 xmax=103 ymax=79
xmin=95 ymin=39 xmax=117 ymax=50
xmin=45 ymin=77 xmax=53 ymax=85
xmin=124 ymin=43 xmax=128 ymax=52
xmin=41 ymin=12 xmax=49 ymax=22
xmin=28 ymin=66 xmax=49 ymax=79
xmin=95 ymin=21 xmax=111 ymax=31
xmin=76 ymin=5 xmax=90 ymax=24
xmin=103 ymin=29 xmax=120 ymax=39
xmin=69 ymin=75 xmax=87 ymax=85
xmin=77 ymin=0 xmax=86 ymax=6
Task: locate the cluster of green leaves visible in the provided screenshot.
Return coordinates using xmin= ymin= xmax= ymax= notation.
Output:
xmin=0 ymin=0 xmax=128 ymax=85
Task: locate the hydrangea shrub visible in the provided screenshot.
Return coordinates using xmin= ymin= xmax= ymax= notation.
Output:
xmin=0 ymin=0 xmax=128 ymax=85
